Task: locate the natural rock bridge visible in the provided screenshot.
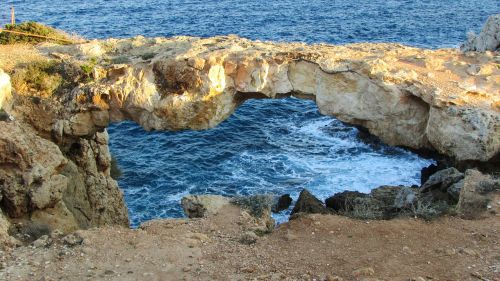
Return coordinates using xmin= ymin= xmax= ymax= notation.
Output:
xmin=52 ymin=36 xmax=499 ymax=161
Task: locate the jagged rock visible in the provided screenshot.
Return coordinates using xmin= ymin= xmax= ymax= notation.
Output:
xmin=272 ymin=194 xmax=293 ymax=213
xmin=181 ymin=195 xmax=230 ymax=218
xmin=290 ymin=189 xmax=328 ymax=216
xmin=457 ymin=169 xmax=500 ymax=218
xmin=0 ymin=121 xmax=128 ymax=236
xmin=420 ymin=163 xmax=446 ymax=185
xmin=461 ymin=14 xmax=500 ymax=52
xmin=420 ymin=168 xmax=464 ymax=203
xmin=325 ymin=191 xmax=368 ymax=211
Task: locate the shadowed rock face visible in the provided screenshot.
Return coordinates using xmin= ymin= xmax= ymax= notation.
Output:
xmin=0 ymin=29 xmax=499 ymax=242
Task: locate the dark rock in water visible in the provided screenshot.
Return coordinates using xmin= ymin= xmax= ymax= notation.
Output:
xmin=421 ymin=163 xmax=446 ymax=185
xmin=420 ymin=167 xmax=464 ymax=203
xmin=272 ymin=194 xmax=293 ymax=213
xmin=325 ymin=191 xmax=367 ymax=211
xmin=290 ymin=189 xmax=328 ymax=217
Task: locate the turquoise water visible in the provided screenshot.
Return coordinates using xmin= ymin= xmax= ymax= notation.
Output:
xmin=5 ymin=0 xmax=498 ymax=226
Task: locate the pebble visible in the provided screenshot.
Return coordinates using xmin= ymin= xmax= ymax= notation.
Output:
xmin=352 ymin=267 xmax=375 ymax=277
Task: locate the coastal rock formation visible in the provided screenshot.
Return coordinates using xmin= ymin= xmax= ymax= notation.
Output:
xmin=0 ymin=18 xmax=499 ymax=241
xmin=0 ymin=120 xmax=129 ymax=235
xmin=33 ymin=34 xmax=499 ymax=162
xmin=461 ymin=14 xmax=500 ymax=52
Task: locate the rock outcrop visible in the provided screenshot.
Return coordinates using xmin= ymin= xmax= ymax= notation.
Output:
xmin=291 ymin=189 xmax=329 ymax=216
xmin=461 ymin=14 xmax=500 ymax=52
xmin=34 ymin=34 xmax=499 ymax=162
xmin=181 ymin=195 xmax=230 ymax=218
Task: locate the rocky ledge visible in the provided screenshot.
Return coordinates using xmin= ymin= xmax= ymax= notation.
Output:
xmin=0 ymin=16 xmax=499 ymax=246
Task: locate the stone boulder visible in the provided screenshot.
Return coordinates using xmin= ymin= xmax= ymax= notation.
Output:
xmin=420 ymin=163 xmax=447 ymax=185
xmin=420 ymin=168 xmax=464 ymax=203
xmin=181 ymin=195 xmax=230 ymax=218
xmin=272 ymin=194 xmax=293 ymax=213
xmin=461 ymin=14 xmax=500 ymax=52
xmin=290 ymin=189 xmax=329 ymax=216
xmin=325 ymin=191 xmax=368 ymax=211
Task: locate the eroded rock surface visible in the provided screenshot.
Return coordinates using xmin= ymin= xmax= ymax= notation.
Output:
xmin=33 ymin=35 xmax=499 ymax=162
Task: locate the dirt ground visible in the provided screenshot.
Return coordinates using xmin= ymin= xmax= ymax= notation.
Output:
xmin=0 ymin=202 xmax=498 ymax=281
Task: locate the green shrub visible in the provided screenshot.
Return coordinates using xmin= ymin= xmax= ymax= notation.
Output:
xmin=231 ymin=194 xmax=273 ymax=217
xmin=110 ymin=56 xmax=131 ymax=64
xmin=12 ymin=60 xmax=89 ymax=97
xmin=11 ymin=60 xmax=63 ymax=96
xmin=140 ymin=52 xmax=157 ymax=60
xmin=347 ymin=198 xmax=384 ymax=220
xmin=408 ymin=199 xmax=450 ymax=220
xmin=0 ymin=21 xmax=73 ymax=45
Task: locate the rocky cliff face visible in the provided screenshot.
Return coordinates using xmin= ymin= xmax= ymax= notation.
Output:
xmin=0 ymin=65 xmax=128 ymax=245
xmin=0 ymin=25 xmax=499 ymax=243
xmin=43 ymin=36 xmax=499 ymax=161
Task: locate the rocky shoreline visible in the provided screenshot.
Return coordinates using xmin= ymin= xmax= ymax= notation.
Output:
xmin=0 ymin=14 xmax=499 ymax=280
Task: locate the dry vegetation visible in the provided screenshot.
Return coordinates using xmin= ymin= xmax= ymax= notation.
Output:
xmin=0 ymin=21 xmax=74 ymax=45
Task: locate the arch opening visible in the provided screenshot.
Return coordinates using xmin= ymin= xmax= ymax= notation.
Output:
xmin=108 ymin=97 xmax=434 ymax=227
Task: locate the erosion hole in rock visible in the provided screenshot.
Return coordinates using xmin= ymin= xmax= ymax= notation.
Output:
xmin=108 ymin=97 xmax=435 ymax=227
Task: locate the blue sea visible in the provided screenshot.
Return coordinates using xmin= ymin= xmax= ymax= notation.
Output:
xmin=4 ymin=0 xmax=498 ymax=226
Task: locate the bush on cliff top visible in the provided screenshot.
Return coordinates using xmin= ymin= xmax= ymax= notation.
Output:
xmin=0 ymin=21 xmax=73 ymax=45
xmin=11 ymin=60 xmax=88 ymax=97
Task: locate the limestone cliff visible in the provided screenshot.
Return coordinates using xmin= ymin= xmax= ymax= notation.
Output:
xmin=39 ymin=36 xmax=499 ymax=161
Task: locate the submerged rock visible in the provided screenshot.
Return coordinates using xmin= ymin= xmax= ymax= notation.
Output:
xmin=290 ymin=189 xmax=329 ymax=217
